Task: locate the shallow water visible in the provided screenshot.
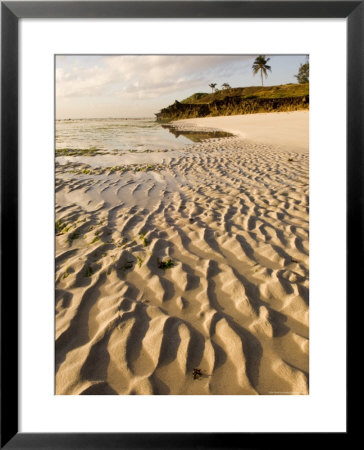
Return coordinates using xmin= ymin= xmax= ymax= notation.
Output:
xmin=56 ymin=118 xmax=197 ymax=152
xmin=56 ymin=118 xmax=234 ymax=153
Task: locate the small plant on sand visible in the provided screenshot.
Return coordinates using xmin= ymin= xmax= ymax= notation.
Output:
xmin=135 ymin=164 xmax=156 ymax=172
xmin=55 ymin=219 xmax=72 ymax=235
xmin=84 ymin=265 xmax=93 ymax=277
xmin=55 ymin=219 xmax=64 ymax=234
xmin=89 ymin=236 xmax=100 ymax=245
xmin=110 ymin=165 xmax=125 ymax=172
xmin=140 ymin=233 xmax=149 ymax=247
xmin=192 ymin=368 xmax=202 ymax=380
xmin=137 ymin=256 xmax=144 ymax=268
xmin=157 ymin=258 xmax=174 ymax=271
xmin=288 ymin=158 xmax=293 ymax=162
xmin=56 ymin=147 xmax=102 ymax=157
xmin=68 ymin=231 xmax=80 ymax=243
xmin=63 ymin=267 xmax=71 ymax=279
xmin=119 ymin=260 xmax=134 ymax=272
xmin=62 ymin=225 xmax=71 ymax=234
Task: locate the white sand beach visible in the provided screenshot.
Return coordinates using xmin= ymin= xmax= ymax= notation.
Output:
xmin=55 ymin=111 xmax=309 ymax=395
xmin=171 ymin=110 xmax=309 ymax=153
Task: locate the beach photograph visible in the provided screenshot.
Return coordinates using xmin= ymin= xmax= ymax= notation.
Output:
xmin=55 ymin=54 xmax=309 ymax=395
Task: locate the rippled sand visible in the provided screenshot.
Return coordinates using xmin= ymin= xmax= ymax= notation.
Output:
xmin=55 ymin=113 xmax=309 ymax=395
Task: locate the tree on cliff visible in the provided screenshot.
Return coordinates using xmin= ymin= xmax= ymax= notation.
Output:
xmin=295 ymin=62 xmax=309 ymax=84
xmin=252 ymin=55 xmax=272 ymax=86
xmin=222 ymin=83 xmax=231 ymax=90
xmin=209 ymin=83 xmax=217 ymax=93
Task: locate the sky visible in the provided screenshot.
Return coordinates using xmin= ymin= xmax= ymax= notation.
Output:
xmin=56 ymin=54 xmax=307 ymax=119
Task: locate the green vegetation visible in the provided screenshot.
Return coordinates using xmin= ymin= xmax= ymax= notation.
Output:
xmin=109 ymin=166 xmax=126 ymax=172
xmin=180 ymin=84 xmax=309 ymax=104
xmin=140 ymin=233 xmax=149 ymax=247
xmin=295 ymin=61 xmax=309 ymax=84
xmin=55 ymin=147 xmax=102 ymax=157
xmin=63 ymin=267 xmax=71 ymax=279
xmin=135 ymin=165 xmax=157 ymax=172
xmin=89 ymin=236 xmax=100 ymax=245
xmin=55 ymin=219 xmax=66 ymax=234
xmin=208 ymin=82 xmax=217 ymax=93
xmin=156 ymin=83 xmax=309 ymax=122
xmin=158 ymin=258 xmax=174 ymax=270
xmin=137 ymin=256 xmax=144 ymax=268
xmin=55 ymin=219 xmax=75 ymax=235
xmin=68 ymin=231 xmax=80 ymax=243
xmin=69 ymin=163 xmax=165 ymax=177
xmin=180 ymin=93 xmax=209 ymax=104
xmin=84 ymin=265 xmax=93 ymax=277
xmin=252 ymin=55 xmax=272 ymax=86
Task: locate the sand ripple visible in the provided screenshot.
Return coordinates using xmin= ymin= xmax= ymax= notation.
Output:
xmin=56 ymin=136 xmax=309 ymax=395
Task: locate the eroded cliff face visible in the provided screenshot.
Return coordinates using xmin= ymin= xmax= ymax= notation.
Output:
xmin=155 ymin=95 xmax=309 ymax=122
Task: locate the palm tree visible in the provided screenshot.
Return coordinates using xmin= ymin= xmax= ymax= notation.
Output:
xmin=209 ymin=83 xmax=217 ymax=93
xmin=222 ymin=83 xmax=231 ymax=90
xmin=252 ymin=55 xmax=272 ymax=86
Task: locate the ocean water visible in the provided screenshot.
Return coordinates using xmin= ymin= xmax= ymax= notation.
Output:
xmin=55 ymin=118 xmax=200 ymax=152
xmin=56 ymin=118 xmax=233 ymax=153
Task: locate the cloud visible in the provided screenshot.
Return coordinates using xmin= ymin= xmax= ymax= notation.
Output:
xmin=56 ymin=55 xmax=253 ymax=99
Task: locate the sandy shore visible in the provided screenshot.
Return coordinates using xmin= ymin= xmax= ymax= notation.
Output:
xmin=171 ymin=110 xmax=309 ymax=153
xmin=55 ymin=111 xmax=309 ymax=395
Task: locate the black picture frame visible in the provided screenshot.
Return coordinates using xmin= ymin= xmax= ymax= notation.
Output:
xmin=1 ymin=1 xmax=356 ymax=448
